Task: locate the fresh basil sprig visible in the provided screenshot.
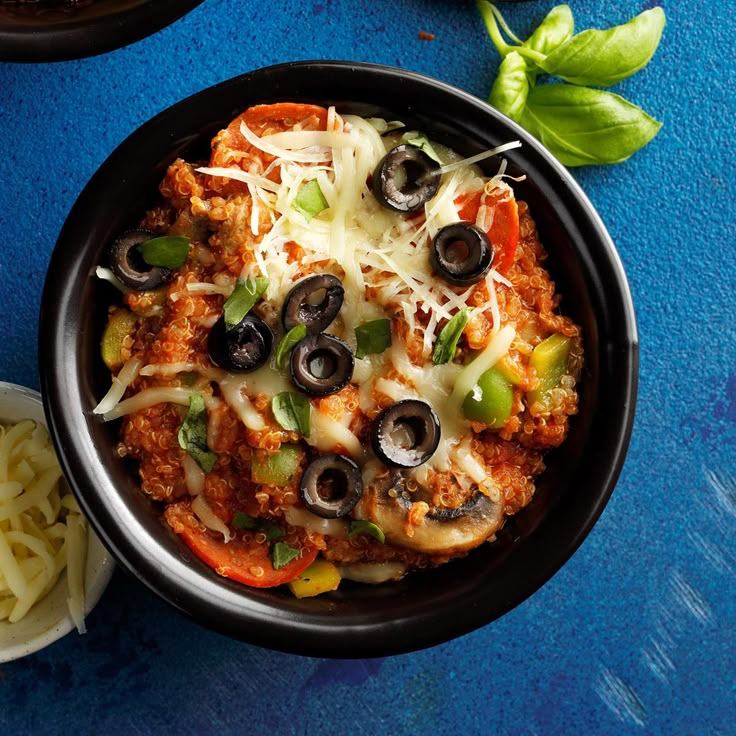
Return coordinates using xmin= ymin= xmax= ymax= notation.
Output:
xmin=223 ymin=277 xmax=269 ymax=328
xmin=519 ymin=85 xmax=662 ymax=166
xmin=523 ymin=4 xmax=574 ymax=59
xmin=489 ymin=51 xmax=529 ymax=122
xmin=433 ymin=308 xmax=472 ymax=365
xmin=177 ymin=394 xmax=217 ymax=473
xmin=478 ymin=2 xmax=666 ymax=166
xmin=538 ymin=8 xmax=666 ymax=88
xmin=272 ymin=391 xmax=311 ymax=437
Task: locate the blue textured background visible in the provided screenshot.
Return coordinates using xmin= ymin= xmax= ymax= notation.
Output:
xmin=1 ymin=1 xmax=735 ymax=733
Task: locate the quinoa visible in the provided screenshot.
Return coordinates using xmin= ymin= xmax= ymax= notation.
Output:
xmin=100 ymin=103 xmax=583 ymax=592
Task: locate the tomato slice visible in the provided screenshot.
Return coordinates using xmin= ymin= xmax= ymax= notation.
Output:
xmin=221 ymin=102 xmax=329 ymax=153
xmin=207 ymin=102 xmax=330 ymax=195
xmin=164 ymin=501 xmax=318 ymax=588
xmin=240 ymin=102 xmax=329 ymax=130
xmin=456 ymin=189 xmax=519 ymax=276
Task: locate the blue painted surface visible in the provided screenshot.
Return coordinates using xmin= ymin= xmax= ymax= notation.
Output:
xmin=0 ymin=1 xmax=734 ymax=733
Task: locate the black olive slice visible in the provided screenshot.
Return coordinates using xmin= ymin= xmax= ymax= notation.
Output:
xmin=430 ymin=222 xmax=494 ymax=286
xmin=372 ymin=144 xmax=441 ymax=213
xmin=290 ymin=334 xmax=354 ymax=396
xmin=281 ymin=274 xmax=344 ymax=334
xmin=109 ymin=229 xmax=173 ymax=291
xmin=208 ymin=314 xmax=273 ymax=373
xmin=299 ymin=454 xmax=363 ymax=519
xmin=370 ymin=399 xmax=441 ymax=468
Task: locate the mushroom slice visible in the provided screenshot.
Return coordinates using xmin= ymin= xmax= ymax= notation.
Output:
xmin=356 ymin=464 xmax=503 ymax=555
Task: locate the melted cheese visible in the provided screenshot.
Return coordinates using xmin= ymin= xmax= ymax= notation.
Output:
xmin=98 ymin=110 xmax=523 ymax=500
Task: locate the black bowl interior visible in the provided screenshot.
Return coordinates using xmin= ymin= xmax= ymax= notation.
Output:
xmin=39 ymin=61 xmax=638 ymax=657
xmin=0 ymin=0 xmax=203 ymax=62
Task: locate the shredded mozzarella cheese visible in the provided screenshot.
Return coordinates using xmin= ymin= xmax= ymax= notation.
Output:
xmin=191 ymin=495 xmax=233 ymax=543
xmin=0 ymin=420 xmax=88 ymax=631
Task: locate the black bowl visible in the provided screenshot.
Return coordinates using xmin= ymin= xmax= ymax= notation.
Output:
xmin=0 ymin=0 xmax=203 ymax=62
xmin=39 ymin=61 xmax=638 ymax=657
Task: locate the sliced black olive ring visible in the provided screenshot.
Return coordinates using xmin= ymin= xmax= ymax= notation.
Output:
xmin=109 ymin=229 xmax=173 ymax=291
xmin=299 ymin=453 xmax=363 ymax=519
xmin=371 ymin=399 xmax=441 ymax=468
xmin=281 ymin=274 xmax=344 ymax=334
xmin=430 ymin=222 xmax=494 ymax=286
xmin=208 ymin=313 xmax=273 ymax=373
xmin=290 ymin=333 xmax=354 ymax=396
xmin=372 ymin=144 xmax=441 ymax=213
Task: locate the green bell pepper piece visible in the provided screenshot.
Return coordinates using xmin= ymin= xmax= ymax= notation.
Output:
xmin=462 ymin=366 xmax=514 ymax=428
xmin=527 ymin=334 xmax=571 ymax=406
xmin=101 ymin=309 xmax=137 ymax=370
xmin=251 ymin=444 xmax=302 ymax=485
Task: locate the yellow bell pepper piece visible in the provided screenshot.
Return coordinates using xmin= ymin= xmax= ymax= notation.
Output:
xmin=288 ymin=559 xmax=341 ymax=598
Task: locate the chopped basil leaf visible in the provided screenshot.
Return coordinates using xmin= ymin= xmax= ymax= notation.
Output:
xmin=177 ymin=394 xmax=217 ymax=473
xmin=355 ymin=318 xmax=392 ymax=359
xmin=223 ymin=277 xmax=269 ymax=328
xmin=262 ymin=523 xmax=285 ymax=542
xmin=348 ymin=520 xmax=386 ymax=544
xmin=404 ymin=133 xmax=442 ymax=164
xmin=233 ymin=512 xmax=284 ymax=540
xmin=272 ymin=542 xmax=300 ymax=570
xmin=232 ymin=512 xmax=259 ymax=530
xmin=432 ymin=308 xmax=472 ymax=365
xmin=293 ymin=179 xmax=329 ymax=222
xmin=272 ymin=392 xmax=311 ymax=437
xmin=137 ymin=235 xmax=190 ymax=269
xmin=275 ymin=324 xmax=308 ymax=370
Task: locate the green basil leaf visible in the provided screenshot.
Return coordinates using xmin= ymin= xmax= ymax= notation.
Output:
xmin=404 ymin=133 xmax=442 ymax=164
xmin=232 ymin=511 xmax=259 ymax=530
xmin=523 ymin=5 xmax=574 ymax=57
xmin=177 ymin=394 xmax=217 ymax=473
xmin=519 ymin=84 xmax=662 ymax=166
xmin=539 ymin=7 xmax=666 ymax=87
xmin=262 ymin=523 xmax=285 ymax=541
xmin=433 ymin=308 xmax=472 ymax=365
xmin=355 ymin=318 xmax=392 ymax=360
xmin=272 ymin=392 xmax=311 ymax=437
xmin=293 ymin=179 xmax=329 ymax=222
xmin=275 ymin=324 xmax=307 ymax=370
xmin=137 ymin=236 xmax=190 ymax=269
xmin=272 ymin=541 xmax=300 ymax=570
xmin=348 ymin=520 xmax=386 ymax=544
xmin=223 ymin=277 xmax=269 ymax=328
xmin=489 ymin=51 xmax=529 ymax=122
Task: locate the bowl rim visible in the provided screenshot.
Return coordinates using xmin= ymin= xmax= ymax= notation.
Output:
xmin=39 ymin=60 xmax=638 ymax=657
xmin=0 ymin=381 xmax=115 ymax=662
xmin=0 ymin=0 xmax=204 ymax=63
